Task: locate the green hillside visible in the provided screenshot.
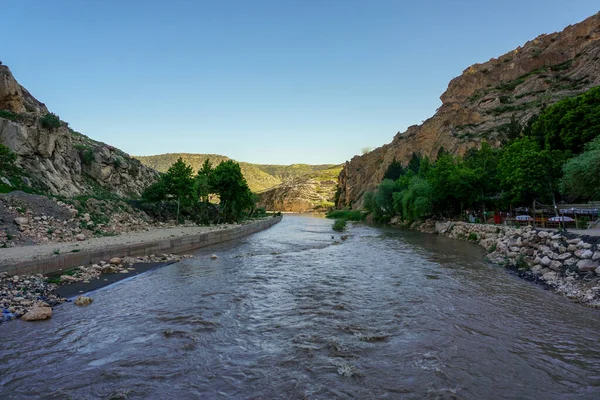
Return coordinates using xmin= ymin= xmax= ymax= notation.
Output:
xmin=255 ymin=163 xmax=340 ymax=182
xmin=134 ymin=153 xmax=342 ymax=194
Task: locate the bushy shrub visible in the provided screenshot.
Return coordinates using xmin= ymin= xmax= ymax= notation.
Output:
xmin=332 ymin=218 xmax=347 ymax=232
xmin=40 ymin=113 xmax=61 ymax=129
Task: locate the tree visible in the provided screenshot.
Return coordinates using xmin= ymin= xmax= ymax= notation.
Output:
xmin=163 ymin=157 xmax=195 ymax=205
xmin=399 ymin=176 xmax=433 ymax=221
xmin=561 ymin=137 xmax=600 ymax=201
xmin=195 ymin=159 xmax=213 ymax=203
xmin=374 ymin=179 xmax=397 ymax=219
xmin=530 ymin=86 xmax=600 ymax=153
xmin=498 ymin=137 xmax=565 ymax=205
xmin=407 ymin=152 xmax=422 ymax=174
xmin=210 ymin=160 xmax=254 ymax=222
xmin=383 ymin=158 xmax=404 ymax=181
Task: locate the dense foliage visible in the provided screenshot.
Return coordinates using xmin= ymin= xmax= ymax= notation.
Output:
xmin=40 ymin=113 xmax=61 ymax=129
xmin=141 ymin=157 xmax=256 ymax=223
xmin=362 ymin=86 xmax=600 ymax=222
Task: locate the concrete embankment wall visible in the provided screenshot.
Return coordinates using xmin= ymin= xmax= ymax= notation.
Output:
xmin=1 ymin=216 xmax=282 ymax=276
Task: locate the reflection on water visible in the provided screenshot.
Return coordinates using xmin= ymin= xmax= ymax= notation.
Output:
xmin=1 ymin=215 xmax=600 ymax=399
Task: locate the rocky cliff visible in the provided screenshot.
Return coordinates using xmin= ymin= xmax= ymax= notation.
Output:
xmin=337 ymin=13 xmax=600 ymax=209
xmin=257 ymin=167 xmax=341 ymax=212
xmin=0 ymin=64 xmax=158 ymax=197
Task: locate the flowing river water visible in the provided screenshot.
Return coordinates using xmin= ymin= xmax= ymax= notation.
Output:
xmin=1 ymin=215 xmax=600 ymax=399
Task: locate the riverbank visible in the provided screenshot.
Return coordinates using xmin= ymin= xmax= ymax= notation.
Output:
xmin=0 ymin=216 xmax=282 ymax=322
xmin=393 ymin=218 xmax=600 ymax=307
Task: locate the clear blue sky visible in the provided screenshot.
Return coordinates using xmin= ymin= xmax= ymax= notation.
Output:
xmin=2 ymin=1 xmax=598 ymax=164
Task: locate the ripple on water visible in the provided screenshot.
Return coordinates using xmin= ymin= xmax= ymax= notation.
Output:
xmin=1 ymin=215 xmax=600 ymax=399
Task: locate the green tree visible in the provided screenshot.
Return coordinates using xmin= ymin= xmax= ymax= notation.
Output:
xmin=561 ymin=137 xmax=600 ymax=201
xmin=530 ymin=86 xmax=600 ymax=153
xmin=210 ymin=160 xmax=254 ymax=222
xmin=374 ymin=179 xmax=397 ymax=219
xmin=498 ymin=137 xmax=565 ymax=205
xmin=383 ymin=158 xmax=404 ymax=181
xmin=163 ymin=157 xmax=195 ymax=205
xmin=399 ymin=176 xmax=433 ymax=221
xmin=194 ymin=159 xmax=213 ymax=203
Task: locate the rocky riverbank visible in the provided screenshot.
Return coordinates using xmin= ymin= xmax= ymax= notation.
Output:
xmin=394 ymin=219 xmax=600 ymax=307
xmin=0 ymin=253 xmax=192 ymax=323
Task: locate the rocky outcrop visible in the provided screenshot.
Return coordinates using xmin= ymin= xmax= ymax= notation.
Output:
xmin=403 ymin=219 xmax=600 ymax=306
xmin=337 ymin=13 xmax=600 ymax=209
xmin=257 ymin=176 xmax=337 ymax=212
xmin=0 ymin=65 xmax=158 ymax=197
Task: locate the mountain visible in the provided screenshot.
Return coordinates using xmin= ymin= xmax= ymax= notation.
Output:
xmin=0 ymin=64 xmax=158 ymax=197
xmin=135 ymin=153 xmax=281 ymax=193
xmin=256 ymin=165 xmax=342 ymax=212
xmin=135 ymin=153 xmax=341 ymax=210
xmin=336 ymin=13 xmax=600 ymax=209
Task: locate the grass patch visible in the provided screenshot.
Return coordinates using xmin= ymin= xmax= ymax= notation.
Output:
xmin=326 ymin=210 xmax=366 ymax=221
xmin=468 ymin=232 xmax=478 ymax=242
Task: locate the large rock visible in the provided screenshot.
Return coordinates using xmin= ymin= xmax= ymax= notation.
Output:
xmin=74 ymin=296 xmax=93 ymax=306
xmin=14 ymin=217 xmax=28 ymax=225
xmin=21 ymin=304 xmax=52 ymax=321
xmin=0 ymin=65 xmax=159 ymax=197
xmin=577 ymin=259 xmax=599 ymax=272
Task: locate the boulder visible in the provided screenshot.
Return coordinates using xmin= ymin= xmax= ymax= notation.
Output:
xmin=14 ymin=217 xmax=28 ymax=225
xmin=60 ymin=275 xmax=78 ymax=283
xmin=109 ymin=257 xmax=122 ymax=265
xmin=556 ymin=252 xmax=572 ymax=261
xmin=21 ymin=304 xmax=52 ymax=321
xmin=549 ymin=261 xmax=563 ymax=271
xmin=541 ymin=256 xmax=552 ymax=267
xmin=210 ymin=254 xmax=218 ymax=259
xmin=75 ymin=233 xmax=86 ymax=241
xmin=577 ymin=259 xmax=599 ymax=272
xmin=74 ymin=296 xmax=93 ymax=306
xmin=537 ymin=231 xmax=549 ymax=239
xmin=580 ymin=250 xmax=593 ymax=259
xmin=593 ymin=251 xmax=600 ymax=261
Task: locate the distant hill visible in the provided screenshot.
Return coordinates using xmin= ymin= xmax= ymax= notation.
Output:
xmin=134 ymin=153 xmax=341 ymax=199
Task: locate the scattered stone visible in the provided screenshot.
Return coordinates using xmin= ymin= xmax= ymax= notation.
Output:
xmin=580 ymin=250 xmax=593 ymax=259
xmin=577 ymin=259 xmax=599 ymax=272
xmin=109 ymin=257 xmax=122 ymax=265
xmin=541 ymin=256 xmax=552 ymax=267
xmin=549 ymin=261 xmax=562 ymax=271
xmin=210 ymin=254 xmax=218 ymax=259
xmin=21 ymin=304 xmax=53 ymax=321
xmin=75 ymin=233 xmax=86 ymax=241
xmin=14 ymin=217 xmax=28 ymax=226
xmin=74 ymin=296 xmax=93 ymax=306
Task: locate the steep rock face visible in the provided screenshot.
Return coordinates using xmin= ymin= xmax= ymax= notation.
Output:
xmin=0 ymin=65 xmax=48 ymax=114
xmin=0 ymin=65 xmax=158 ymax=197
xmin=337 ymin=13 xmax=600 ymax=209
xmin=257 ymin=177 xmax=337 ymax=212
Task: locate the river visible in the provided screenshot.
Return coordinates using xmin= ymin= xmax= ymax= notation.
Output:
xmin=1 ymin=215 xmax=600 ymax=399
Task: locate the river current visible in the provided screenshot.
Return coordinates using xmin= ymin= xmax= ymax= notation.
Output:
xmin=1 ymin=215 xmax=600 ymax=399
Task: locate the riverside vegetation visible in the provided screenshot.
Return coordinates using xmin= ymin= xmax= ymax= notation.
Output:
xmin=334 ymin=85 xmax=600 ymax=305
xmin=360 ymin=86 xmax=600 ymax=224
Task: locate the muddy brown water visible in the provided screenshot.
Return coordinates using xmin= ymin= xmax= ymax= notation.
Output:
xmin=1 ymin=215 xmax=600 ymax=399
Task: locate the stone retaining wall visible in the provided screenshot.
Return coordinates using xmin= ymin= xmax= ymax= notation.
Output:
xmin=1 ymin=216 xmax=282 ymax=276
xmin=402 ymin=219 xmax=600 ymax=306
